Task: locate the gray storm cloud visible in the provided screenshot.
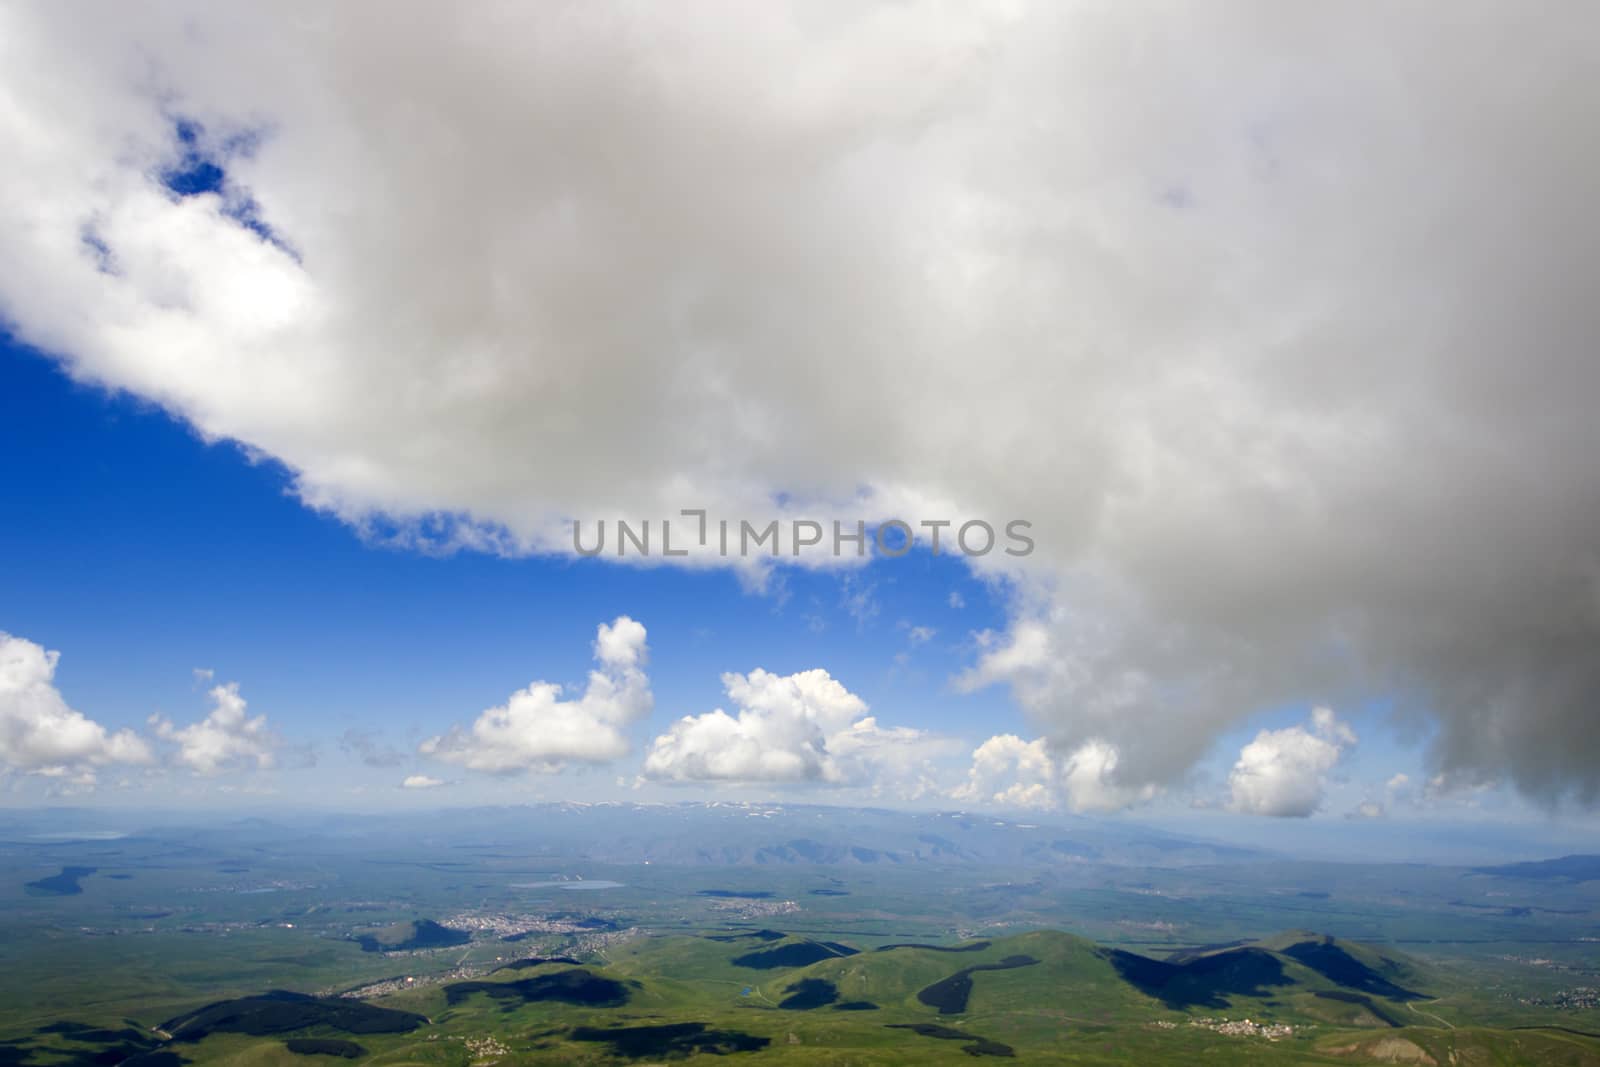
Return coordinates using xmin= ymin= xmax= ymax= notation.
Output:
xmin=1 ymin=3 xmax=1597 ymax=803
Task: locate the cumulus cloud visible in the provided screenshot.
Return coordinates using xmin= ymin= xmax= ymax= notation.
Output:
xmin=0 ymin=632 xmax=152 ymax=781
xmin=951 ymin=734 xmax=1057 ymax=810
xmin=5 ymin=4 xmax=1600 ymax=804
xmin=1228 ymin=707 xmax=1356 ymax=818
xmin=421 ymin=617 xmax=652 ymax=773
xmin=1058 ymin=739 xmax=1159 ymax=813
xmin=642 ymin=667 xmax=947 ymax=788
xmin=152 ymin=681 xmax=275 ymax=776
xmin=951 ymin=733 xmax=1156 ymax=812
xmin=401 ymin=774 xmax=447 ymax=790
xmin=827 ymin=717 xmax=957 ymax=800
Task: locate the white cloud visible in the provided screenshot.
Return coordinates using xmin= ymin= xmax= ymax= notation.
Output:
xmin=4 ymin=4 xmax=1600 ymax=805
xmin=642 ymin=668 xmax=947 ymax=788
xmin=828 ymin=716 xmax=960 ymax=797
xmin=401 ymin=774 xmax=447 ymax=790
xmin=1228 ymin=707 xmax=1356 ymax=817
xmin=0 ymin=633 xmax=152 ymax=781
xmin=951 ymin=733 xmax=1155 ymax=812
xmin=840 ymin=577 xmax=880 ymax=630
xmin=948 ymin=592 xmax=965 ymax=610
xmin=1058 ymin=738 xmax=1158 ymax=813
xmin=1349 ymin=770 xmax=1415 ymax=818
xmin=152 ymin=681 xmax=275 ymax=776
xmin=421 ymin=616 xmax=652 ymax=773
xmin=954 ymin=621 xmax=1057 ymax=705
xmin=904 ymin=624 xmax=936 ymax=646
xmin=951 ymin=734 xmax=1057 ymax=810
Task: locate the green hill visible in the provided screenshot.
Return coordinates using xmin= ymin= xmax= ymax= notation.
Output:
xmin=748 ymin=929 xmax=1441 ymax=1029
xmin=37 ymin=928 xmax=1599 ymax=1064
xmin=1249 ymin=931 xmax=1430 ymax=998
xmin=756 ymin=930 xmax=1130 ymax=1017
xmin=158 ymin=989 xmax=426 ymax=1041
xmin=352 ymin=917 xmax=470 ymax=953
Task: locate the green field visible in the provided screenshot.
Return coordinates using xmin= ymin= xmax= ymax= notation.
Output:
xmin=5 ymin=926 xmax=1599 ymax=1065
xmin=2 ymin=807 xmax=1598 ymax=1064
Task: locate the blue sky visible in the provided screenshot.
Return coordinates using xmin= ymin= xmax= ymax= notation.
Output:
xmin=2 ymin=5 xmax=1596 ymax=844
xmin=0 ymin=338 xmax=1030 ymax=802
xmin=0 ymin=338 xmax=1510 ymax=827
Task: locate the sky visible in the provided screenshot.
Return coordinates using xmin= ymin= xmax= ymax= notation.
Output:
xmin=1 ymin=3 xmax=1598 ymax=840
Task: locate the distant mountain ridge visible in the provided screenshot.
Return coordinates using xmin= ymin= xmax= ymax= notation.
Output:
xmin=115 ymin=801 xmax=1266 ymax=870
xmin=1473 ymin=854 xmax=1600 ymax=882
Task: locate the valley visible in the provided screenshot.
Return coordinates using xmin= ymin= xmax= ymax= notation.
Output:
xmin=1 ymin=804 xmax=1597 ymax=1064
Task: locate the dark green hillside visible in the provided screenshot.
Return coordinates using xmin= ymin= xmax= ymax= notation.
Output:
xmin=1251 ymin=932 xmax=1432 ymax=996
xmin=917 ymin=955 xmax=1040 ymax=1014
xmin=1095 ymin=931 xmax=1442 ymax=1023
xmin=442 ymin=967 xmax=629 ymax=1007
xmin=755 ymin=928 xmax=1446 ymax=1030
xmin=1310 ymin=990 xmax=1407 ymax=1027
xmin=353 ymin=918 xmax=469 ymax=953
xmin=888 ymin=1022 xmax=1017 ymax=1057
xmin=733 ymin=936 xmax=860 ymax=969
xmin=1280 ymin=939 xmax=1422 ymax=1000
xmin=758 ymin=930 xmax=1127 ymax=1017
xmin=708 ymin=929 xmax=786 ymax=943
xmin=777 ymin=977 xmax=840 ymax=1009
xmin=158 ymin=990 xmax=426 ymax=1040
xmin=494 ymin=954 xmax=582 ymax=971
xmin=284 ymin=1036 xmax=366 ymax=1057
xmin=19 ymin=1020 xmax=169 ymax=1064
xmin=569 ymin=1021 xmax=771 ymax=1057
xmin=877 ymin=940 xmax=991 ymax=953
xmin=1103 ymin=945 xmax=1293 ymax=1008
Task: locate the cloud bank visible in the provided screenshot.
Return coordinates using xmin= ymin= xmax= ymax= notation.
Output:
xmin=4 ymin=4 xmax=1600 ymax=805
